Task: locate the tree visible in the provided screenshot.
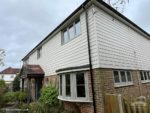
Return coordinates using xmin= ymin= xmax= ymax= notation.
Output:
xmin=12 ymin=75 xmax=20 ymax=92
xmin=0 ymin=49 xmax=5 ymax=66
xmin=103 ymin=0 xmax=129 ymax=12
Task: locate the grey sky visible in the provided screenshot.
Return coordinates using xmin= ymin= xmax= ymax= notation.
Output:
xmin=0 ymin=0 xmax=149 ymax=71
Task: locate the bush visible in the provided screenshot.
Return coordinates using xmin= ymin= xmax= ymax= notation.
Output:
xmin=3 ymin=92 xmax=17 ymax=103
xmin=0 ymin=80 xmax=7 ymax=108
xmin=39 ymin=85 xmax=59 ymax=106
xmin=0 ymin=80 xmax=7 ymax=94
xmin=12 ymin=75 xmax=20 ymax=92
xmin=16 ymin=91 xmax=27 ymax=102
xmin=3 ymin=91 xmax=27 ymax=104
xmin=29 ymin=102 xmax=45 ymax=113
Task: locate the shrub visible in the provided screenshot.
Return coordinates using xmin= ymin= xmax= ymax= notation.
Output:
xmin=29 ymin=102 xmax=44 ymax=113
xmin=0 ymin=80 xmax=7 ymax=94
xmin=12 ymin=75 xmax=20 ymax=92
xmin=16 ymin=91 xmax=28 ymax=102
xmin=3 ymin=92 xmax=17 ymax=103
xmin=0 ymin=80 xmax=7 ymax=108
xmin=39 ymin=85 xmax=59 ymax=106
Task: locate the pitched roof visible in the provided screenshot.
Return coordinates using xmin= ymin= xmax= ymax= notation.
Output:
xmin=0 ymin=67 xmax=20 ymax=74
xmin=25 ymin=64 xmax=44 ymax=75
xmin=22 ymin=0 xmax=150 ymax=61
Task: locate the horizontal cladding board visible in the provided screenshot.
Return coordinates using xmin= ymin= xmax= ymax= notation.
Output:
xmin=95 ymin=6 xmax=150 ymax=70
xmin=28 ymin=7 xmax=99 ymax=76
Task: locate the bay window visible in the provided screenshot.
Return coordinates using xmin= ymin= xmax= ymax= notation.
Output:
xmin=58 ymin=72 xmax=90 ymax=102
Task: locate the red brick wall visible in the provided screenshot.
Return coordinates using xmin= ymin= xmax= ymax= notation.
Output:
xmin=92 ymin=69 xmax=150 ymax=113
xmin=63 ymin=101 xmax=94 ymax=113
xmin=58 ymin=69 xmax=150 ymax=113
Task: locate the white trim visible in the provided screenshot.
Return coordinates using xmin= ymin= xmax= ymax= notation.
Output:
xmin=58 ymin=72 xmax=90 ymax=102
xmin=141 ymin=80 xmax=150 ymax=84
xmin=113 ymin=70 xmax=133 ymax=87
xmin=56 ymin=68 xmax=89 ymax=74
xmin=140 ymin=71 xmax=150 ymax=83
xmin=58 ymin=96 xmax=92 ymax=103
xmin=62 ymin=18 xmax=81 ymax=45
xmin=114 ymin=82 xmax=133 ymax=87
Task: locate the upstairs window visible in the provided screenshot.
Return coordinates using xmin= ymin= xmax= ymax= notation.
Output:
xmin=62 ymin=19 xmax=81 ymax=44
xmin=113 ymin=70 xmax=133 ymax=87
xmin=140 ymin=71 xmax=150 ymax=83
xmin=37 ymin=47 xmax=42 ymax=59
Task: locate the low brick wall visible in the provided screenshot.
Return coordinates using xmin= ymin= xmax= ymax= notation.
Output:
xmin=63 ymin=101 xmax=94 ymax=113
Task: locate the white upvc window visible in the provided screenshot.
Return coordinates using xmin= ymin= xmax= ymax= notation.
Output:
xmin=37 ymin=47 xmax=42 ymax=59
xmin=113 ymin=70 xmax=133 ymax=87
xmin=58 ymin=72 xmax=90 ymax=102
xmin=62 ymin=19 xmax=81 ymax=44
xmin=140 ymin=71 xmax=150 ymax=83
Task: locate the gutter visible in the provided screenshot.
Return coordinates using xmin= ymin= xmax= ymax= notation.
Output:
xmin=82 ymin=4 xmax=97 ymax=113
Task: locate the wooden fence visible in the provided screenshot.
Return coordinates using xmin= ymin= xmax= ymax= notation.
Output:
xmin=105 ymin=94 xmax=149 ymax=113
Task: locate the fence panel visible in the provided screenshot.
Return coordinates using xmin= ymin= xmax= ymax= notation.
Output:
xmin=105 ymin=94 xmax=124 ymax=113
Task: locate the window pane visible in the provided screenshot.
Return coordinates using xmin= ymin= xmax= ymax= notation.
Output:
xmin=63 ymin=30 xmax=69 ymax=43
xmin=37 ymin=47 xmax=42 ymax=59
xmin=69 ymin=25 xmax=75 ymax=40
xmin=65 ymin=74 xmax=71 ymax=97
xmin=140 ymin=72 xmax=144 ymax=80
xmin=144 ymin=72 xmax=147 ymax=80
xmin=148 ymin=72 xmax=150 ymax=80
xmin=76 ymin=73 xmax=85 ymax=97
xmin=60 ymin=76 xmax=62 ymax=95
xmin=75 ymin=20 xmax=81 ymax=36
xmin=113 ymin=71 xmax=120 ymax=83
xmin=120 ymin=71 xmax=126 ymax=82
xmin=127 ymin=72 xmax=132 ymax=82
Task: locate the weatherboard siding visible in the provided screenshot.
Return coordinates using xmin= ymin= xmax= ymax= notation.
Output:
xmin=28 ymin=7 xmax=98 ymax=76
xmin=95 ymin=7 xmax=150 ymax=70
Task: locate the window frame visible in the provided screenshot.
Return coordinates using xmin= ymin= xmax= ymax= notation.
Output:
xmin=58 ymin=72 xmax=90 ymax=102
xmin=140 ymin=71 xmax=150 ymax=83
xmin=113 ymin=70 xmax=133 ymax=87
xmin=37 ymin=47 xmax=42 ymax=59
xmin=62 ymin=19 xmax=81 ymax=45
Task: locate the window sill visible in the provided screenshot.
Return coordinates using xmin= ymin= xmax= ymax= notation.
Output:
xmin=114 ymin=82 xmax=133 ymax=87
xmin=141 ymin=80 xmax=150 ymax=84
xmin=58 ymin=96 xmax=92 ymax=103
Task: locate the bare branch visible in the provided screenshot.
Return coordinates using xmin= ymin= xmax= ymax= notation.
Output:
xmin=103 ymin=0 xmax=129 ymax=13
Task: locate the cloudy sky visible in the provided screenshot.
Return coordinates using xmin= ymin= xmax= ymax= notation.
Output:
xmin=0 ymin=0 xmax=149 ymax=71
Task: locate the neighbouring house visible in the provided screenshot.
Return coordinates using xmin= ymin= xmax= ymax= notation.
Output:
xmin=0 ymin=67 xmax=20 ymax=90
xmin=20 ymin=0 xmax=150 ymax=113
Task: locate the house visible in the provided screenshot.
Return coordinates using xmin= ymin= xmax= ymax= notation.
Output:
xmin=20 ymin=0 xmax=150 ymax=113
xmin=0 ymin=67 xmax=20 ymax=90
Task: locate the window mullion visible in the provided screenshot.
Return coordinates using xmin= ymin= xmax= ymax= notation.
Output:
xmin=63 ymin=74 xmax=66 ymax=98
xmin=74 ymin=73 xmax=77 ymax=99
xmin=84 ymin=72 xmax=89 ymax=100
xmin=119 ymin=71 xmax=122 ymax=83
xmin=67 ymin=28 xmax=70 ymax=40
xmin=59 ymin=75 xmax=61 ymax=95
xmin=73 ymin=23 xmax=76 ymax=36
xmin=71 ymin=73 xmax=74 ymax=99
xmin=125 ymin=71 xmax=128 ymax=82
